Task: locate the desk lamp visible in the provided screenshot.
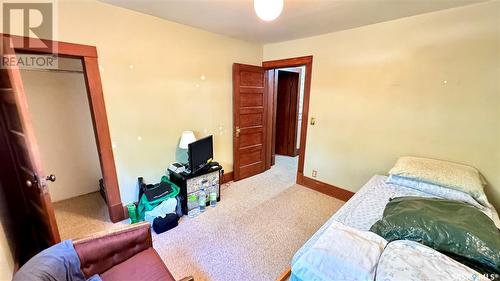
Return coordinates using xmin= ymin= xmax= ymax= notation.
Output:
xmin=178 ymin=131 xmax=196 ymax=165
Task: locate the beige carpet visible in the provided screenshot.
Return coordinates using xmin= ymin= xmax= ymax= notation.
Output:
xmin=53 ymin=192 xmax=127 ymax=240
xmin=53 ymin=156 xmax=344 ymax=280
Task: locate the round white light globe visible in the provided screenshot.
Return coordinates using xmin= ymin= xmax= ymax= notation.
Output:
xmin=254 ymin=0 xmax=283 ymax=21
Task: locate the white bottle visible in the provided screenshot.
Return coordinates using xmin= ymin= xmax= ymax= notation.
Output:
xmin=198 ymin=180 xmax=207 ymax=213
xmin=210 ymin=181 xmax=217 ymax=207
xmin=187 ymin=193 xmax=199 ymax=218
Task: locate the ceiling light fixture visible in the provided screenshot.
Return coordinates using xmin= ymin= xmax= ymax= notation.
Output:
xmin=254 ymin=0 xmax=283 ymax=21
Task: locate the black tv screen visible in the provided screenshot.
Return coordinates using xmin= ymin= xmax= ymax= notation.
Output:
xmin=188 ymin=135 xmax=213 ymax=173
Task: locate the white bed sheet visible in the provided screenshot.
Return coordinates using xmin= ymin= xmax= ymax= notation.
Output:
xmin=376 ymin=240 xmax=490 ymax=281
xmin=293 ymin=175 xmax=434 ymax=265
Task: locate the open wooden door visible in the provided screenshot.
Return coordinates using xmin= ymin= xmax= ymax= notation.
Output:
xmin=0 ymin=35 xmax=60 ymax=258
xmin=233 ymin=63 xmax=268 ymax=181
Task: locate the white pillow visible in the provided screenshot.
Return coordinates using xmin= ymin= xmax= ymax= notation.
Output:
xmin=292 ymin=221 xmax=387 ymax=281
xmin=388 ymin=156 xmax=489 ymax=206
xmin=386 ymin=175 xmax=483 ymax=209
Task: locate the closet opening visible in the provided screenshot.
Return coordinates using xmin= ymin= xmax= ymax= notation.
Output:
xmin=1 ymin=34 xmax=121 ymax=267
xmin=18 ymin=54 xmax=109 ymax=240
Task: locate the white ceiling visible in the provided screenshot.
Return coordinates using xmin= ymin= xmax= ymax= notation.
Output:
xmin=100 ymin=0 xmax=484 ymax=43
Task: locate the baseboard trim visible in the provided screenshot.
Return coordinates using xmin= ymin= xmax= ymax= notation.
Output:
xmin=276 ymin=266 xmax=291 ymax=281
xmin=297 ymin=172 xmax=354 ymax=202
xmin=121 ymin=204 xmax=128 ymax=219
xmin=222 ymin=171 xmax=234 ymax=183
xmin=109 ymin=202 xmax=126 ymax=222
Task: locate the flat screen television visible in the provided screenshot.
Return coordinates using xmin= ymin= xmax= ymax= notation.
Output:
xmin=188 ymin=135 xmax=213 ymax=173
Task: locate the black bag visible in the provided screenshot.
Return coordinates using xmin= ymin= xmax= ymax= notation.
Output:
xmin=152 ymin=213 xmax=179 ymax=234
xmin=138 ymin=177 xmax=173 ymax=202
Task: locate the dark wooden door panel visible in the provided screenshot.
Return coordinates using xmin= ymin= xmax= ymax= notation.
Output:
xmin=240 ymin=92 xmax=264 ymax=107
xmin=240 ymin=113 xmax=263 ymax=127
xmin=0 ymin=35 xmax=60 ymax=259
xmin=233 ymin=63 xmax=268 ymax=181
xmin=275 ymin=72 xmax=289 ymax=155
xmin=275 ymin=71 xmax=300 ymax=157
xmin=239 ymin=147 xmax=262 ymax=166
xmin=239 ymin=161 xmax=265 ymax=179
xmin=239 ymin=131 xmax=263 ymax=147
xmin=240 ymin=71 xmax=264 ymax=87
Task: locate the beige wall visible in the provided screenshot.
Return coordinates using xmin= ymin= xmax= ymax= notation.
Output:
xmin=59 ymin=0 xmax=262 ymax=204
xmin=21 ymin=69 xmax=102 ymax=202
xmin=0 ymin=224 xmax=13 ymax=281
xmin=0 ymin=184 xmax=14 ymax=281
xmin=9 ymin=0 xmax=263 ymax=204
xmin=264 ymin=1 xmax=500 ymax=209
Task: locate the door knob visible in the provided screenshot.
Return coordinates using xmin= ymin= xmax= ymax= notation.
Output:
xmin=46 ymin=174 xmax=56 ymax=182
xmin=26 ymin=173 xmax=39 ymax=187
xmin=235 ymin=127 xmax=241 ymax=137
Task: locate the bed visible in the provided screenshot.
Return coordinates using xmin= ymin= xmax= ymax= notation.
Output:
xmin=293 ymin=175 xmax=434 ymax=263
xmin=285 ymin=157 xmax=500 ymax=281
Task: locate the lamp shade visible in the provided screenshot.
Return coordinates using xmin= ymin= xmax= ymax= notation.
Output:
xmin=179 ymin=131 xmax=196 ymax=149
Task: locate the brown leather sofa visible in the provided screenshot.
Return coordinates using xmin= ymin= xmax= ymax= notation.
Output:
xmin=73 ymin=222 xmax=189 ymax=281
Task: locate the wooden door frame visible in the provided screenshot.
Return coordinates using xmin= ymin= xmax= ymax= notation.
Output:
xmin=2 ymin=34 xmax=125 ymax=222
xmin=263 ymin=56 xmax=313 ymax=184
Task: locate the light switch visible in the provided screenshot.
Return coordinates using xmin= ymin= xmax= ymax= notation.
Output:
xmin=310 ymin=117 xmax=316 ymax=125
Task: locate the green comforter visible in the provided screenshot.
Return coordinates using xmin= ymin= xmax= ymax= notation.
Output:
xmin=370 ymin=197 xmax=500 ymax=275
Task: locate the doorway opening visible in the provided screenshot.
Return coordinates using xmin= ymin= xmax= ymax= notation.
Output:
xmin=272 ymin=67 xmax=305 ymax=177
xmin=275 ymin=68 xmax=305 ymax=157
xmin=232 ymin=56 xmax=312 ymax=183
xmin=19 ymin=55 xmax=111 ymax=240
xmin=263 ymin=56 xmax=313 ymax=184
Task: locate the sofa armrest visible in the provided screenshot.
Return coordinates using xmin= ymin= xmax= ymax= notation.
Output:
xmin=73 ymin=222 xmax=152 ymax=278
